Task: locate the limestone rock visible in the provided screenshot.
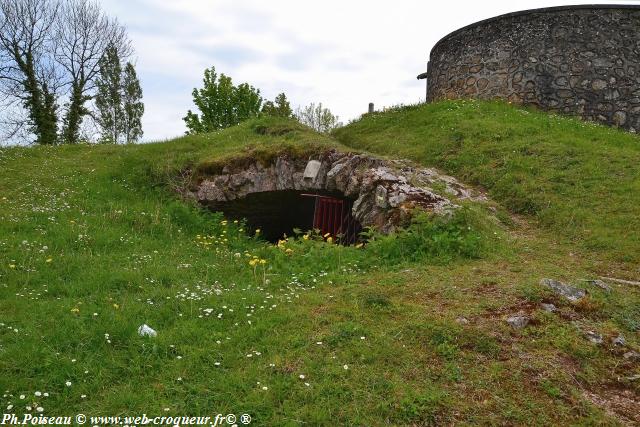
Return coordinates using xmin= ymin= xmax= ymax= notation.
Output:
xmin=540 ymin=278 xmax=586 ymax=302
xmin=540 ymin=303 xmax=557 ymax=312
xmin=611 ymin=335 xmax=626 ymax=346
xmin=584 ymin=330 xmax=603 ymax=344
xmin=623 ymin=351 xmax=640 ymax=361
xmin=375 ymin=185 xmax=388 ymax=208
xmin=506 ymin=315 xmax=529 ymax=329
xmin=303 ymin=160 xmax=321 ymax=180
xmin=586 ymin=279 xmax=611 ymax=292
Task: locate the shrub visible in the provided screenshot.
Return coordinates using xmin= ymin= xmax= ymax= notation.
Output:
xmin=364 ymin=208 xmax=485 ymax=265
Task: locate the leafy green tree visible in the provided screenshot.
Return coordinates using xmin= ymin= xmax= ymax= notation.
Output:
xmin=95 ymin=45 xmax=123 ymax=143
xmin=94 ymin=50 xmax=143 ymax=144
xmin=183 ymin=66 xmax=262 ymax=134
xmin=295 ymin=102 xmax=341 ymax=133
xmin=122 ymin=62 xmax=143 ymax=143
xmin=57 ymin=0 xmax=131 ymax=144
xmin=262 ymin=92 xmax=292 ymax=118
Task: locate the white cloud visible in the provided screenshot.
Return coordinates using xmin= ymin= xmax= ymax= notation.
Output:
xmin=100 ymin=0 xmax=640 ymax=140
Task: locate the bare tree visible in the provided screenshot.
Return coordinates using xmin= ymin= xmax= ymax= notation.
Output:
xmin=0 ymin=0 xmax=134 ymax=145
xmin=55 ymin=0 xmax=131 ymax=144
xmin=0 ymin=97 xmax=32 ymax=144
xmin=295 ymin=102 xmax=342 ymax=133
xmin=0 ymin=0 xmax=60 ymax=145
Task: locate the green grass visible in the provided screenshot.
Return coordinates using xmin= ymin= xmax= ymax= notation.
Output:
xmin=335 ymin=100 xmax=640 ymax=263
xmin=1 ymin=109 xmax=638 ymax=425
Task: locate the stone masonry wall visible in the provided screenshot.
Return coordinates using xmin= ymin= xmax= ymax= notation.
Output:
xmin=425 ymin=6 xmax=640 ymax=131
xmin=190 ymin=150 xmax=486 ymax=234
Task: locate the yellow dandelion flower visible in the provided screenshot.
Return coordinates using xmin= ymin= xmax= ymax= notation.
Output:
xmin=45 ymin=258 xmax=52 ymax=263
xmin=255 ymin=229 xmax=261 ymax=234
xmin=70 ymin=308 xmax=80 ymax=313
xmin=259 ymin=259 xmax=267 ymax=265
xmin=9 ymin=264 xmax=16 ymax=269
xmin=302 ymin=234 xmax=309 ymax=240
xmin=113 ymin=304 xmax=119 ymax=309
xmin=285 ymin=248 xmax=293 ymax=254
xmin=249 ymin=259 xmax=258 ymax=267
xmin=326 ymin=237 xmax=333 ymax=244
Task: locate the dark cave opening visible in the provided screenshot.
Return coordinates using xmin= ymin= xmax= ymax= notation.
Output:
xmin=207 ymin=190 xmax=361 ymax=244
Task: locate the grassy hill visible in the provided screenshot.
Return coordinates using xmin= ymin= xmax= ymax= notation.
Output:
xmin=1 ymin=104 xmax=638 ymax=425
xmin=335 ymin=100 xmax=640 ymax=264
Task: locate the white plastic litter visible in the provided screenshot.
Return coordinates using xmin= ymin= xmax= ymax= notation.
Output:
xmin=137 ymin=324 xmax=157 ymax=337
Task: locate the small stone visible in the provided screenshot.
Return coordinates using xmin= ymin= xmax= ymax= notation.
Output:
xmin=623 ymin=351 xmax=640 ymax=361
xmin=613 ymin=111 xmax=627 ymax=126
xmin=506 ymin=315 xmax=529 ymax=329
xmin=540 ymin=303 xmax=557 ymax=312
xmin=586 ymin=279 xmax=611 ymax=292
xmin=455 ymin=316 xmax=469 ymax=324
xmin=591 ymin=79 xmax=608 ymax=90
xmin=303 ymin=160 xmax=321 ymax=180
xmin=585 ymin=331 xmax=603 ymax=344
xmin=374 ymin=185 xmax=388 ymax=208
xmin=540 ymin=278 xmax=586 ymax=302
xmin=612 ymin=335 xmax=626 ymax=346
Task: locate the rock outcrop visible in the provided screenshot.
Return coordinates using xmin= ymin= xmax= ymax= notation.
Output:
xmin=190 ymin=150 xmax=485 ymax=233
xmin=540 ymin=278 xmax=587 ymax=302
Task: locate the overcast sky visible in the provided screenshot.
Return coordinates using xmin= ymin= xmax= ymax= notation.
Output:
xmin=99 ymin=0 xmax=640 ymax=141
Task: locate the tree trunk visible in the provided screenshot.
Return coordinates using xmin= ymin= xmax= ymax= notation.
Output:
xmin=62 ymin=83 xmax=84 ymax=144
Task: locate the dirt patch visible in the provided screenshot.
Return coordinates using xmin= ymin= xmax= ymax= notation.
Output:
xmin=583 ymin=388 xmax=640 ymax=426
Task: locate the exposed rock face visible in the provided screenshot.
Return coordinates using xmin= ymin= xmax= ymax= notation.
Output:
xmin=191 ymin=150 xmax=485 ymax=233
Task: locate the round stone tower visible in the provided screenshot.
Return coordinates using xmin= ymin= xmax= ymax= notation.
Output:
xmin=421 ymin=5 xmax=640 ymax=131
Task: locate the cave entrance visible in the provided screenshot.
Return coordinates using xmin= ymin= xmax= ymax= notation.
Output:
xmin=208 ymin=190 xmax=361 ymax=244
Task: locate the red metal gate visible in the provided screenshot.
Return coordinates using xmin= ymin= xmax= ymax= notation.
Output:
xmin=303 ymin=194 xmax=361 ymax=244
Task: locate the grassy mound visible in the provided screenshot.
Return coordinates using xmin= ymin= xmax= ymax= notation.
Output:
xmin=0 ymin=109 xmax=638 ymax=425
xmin=334 ymin=100 xmax=640 ymax=262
